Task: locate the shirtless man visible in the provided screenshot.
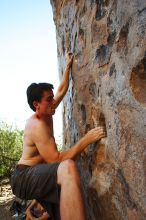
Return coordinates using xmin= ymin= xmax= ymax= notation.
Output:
xmin=10 ymin=53 xmax=105 ymax=220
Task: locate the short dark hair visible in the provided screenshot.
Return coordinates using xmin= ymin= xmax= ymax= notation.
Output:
xmin=26 ymin=83 xmax=54 ymax=111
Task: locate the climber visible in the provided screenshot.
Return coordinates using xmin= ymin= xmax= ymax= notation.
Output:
xmin=10 ymin=52 xmax=105 ymax=220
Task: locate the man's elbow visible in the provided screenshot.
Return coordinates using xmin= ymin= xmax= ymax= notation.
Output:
xmin=56 ymin=152 xmax=64 ymax=162
xmin=44 ymin=152 xmax=62 ymax=163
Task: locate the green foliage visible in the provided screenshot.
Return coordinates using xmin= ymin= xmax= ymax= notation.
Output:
xmin=0 ymin=121 xmax=23 ymax=178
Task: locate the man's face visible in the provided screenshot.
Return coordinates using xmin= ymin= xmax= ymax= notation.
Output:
xmin=38 ymin=90 xmax=56 ymax=116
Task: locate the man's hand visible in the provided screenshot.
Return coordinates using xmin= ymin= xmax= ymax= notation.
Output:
xmin=57 ymin=126 xmax=106 ymax=161
xmin=82 ymin=127 xmax=106 ymax=146
xmin=66 ymin=52 xmax=74 ymax=68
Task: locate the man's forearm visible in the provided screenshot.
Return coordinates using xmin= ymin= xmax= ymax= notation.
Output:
xmin=58 ymin=137 xmax=89 ymax=162
xmin=57 ymin=64 xmax=71 ymax=95
xmin=57 ymin=127 xmax=105 ymax=162
xmin=54 ymin=54 xmax=73 ymax=107
xmin=43 ymin=127 xmax=105 ymax=164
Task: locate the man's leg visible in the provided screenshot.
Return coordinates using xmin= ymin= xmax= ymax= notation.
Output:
xmin=57 ymin=159 xmax=86 ymax=220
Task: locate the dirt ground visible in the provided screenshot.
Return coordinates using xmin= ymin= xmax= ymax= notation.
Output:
xmin=0 ymin=178 xmax=15 ymax=220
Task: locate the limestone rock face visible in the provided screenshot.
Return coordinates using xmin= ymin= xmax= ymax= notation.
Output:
xmin=50 ymin=0 xmax=146 ymax=219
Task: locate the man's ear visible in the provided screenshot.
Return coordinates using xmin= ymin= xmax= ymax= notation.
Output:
xmin=33 ymin=101 xmax=39 ymax=110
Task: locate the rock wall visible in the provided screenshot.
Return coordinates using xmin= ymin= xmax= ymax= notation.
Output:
xmin=50 ymin=0 xmax=146 ymax=219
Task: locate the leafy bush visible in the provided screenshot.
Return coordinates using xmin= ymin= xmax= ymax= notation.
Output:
xmin=0 ymin=121 xmax=23 ymax=178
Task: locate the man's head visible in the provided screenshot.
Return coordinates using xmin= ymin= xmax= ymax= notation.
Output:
xmin=27 ymin=83 xmax=54 ymax=112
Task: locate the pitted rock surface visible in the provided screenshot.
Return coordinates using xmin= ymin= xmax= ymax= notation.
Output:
xmin=51 ymin=0 xmax=146 ymax=219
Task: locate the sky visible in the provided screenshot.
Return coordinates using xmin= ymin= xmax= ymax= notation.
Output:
xmin=0 ymin=0 xmax=62 ymax=141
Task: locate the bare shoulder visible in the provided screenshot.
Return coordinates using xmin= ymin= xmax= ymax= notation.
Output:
xmin=25 ymin=115 xmax=46 ymax=130
xmin=30 ymin=114 xmax=52 ymax=135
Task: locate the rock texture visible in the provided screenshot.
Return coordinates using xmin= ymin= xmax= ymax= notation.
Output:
xmin=0 ymin=179 xmax=14 ymax=220
xmin=50 ymin=0 xmax=146 ymax=219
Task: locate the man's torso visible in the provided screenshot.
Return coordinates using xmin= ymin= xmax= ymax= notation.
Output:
xmin=18 ymin=114 xmax=53 ymax=166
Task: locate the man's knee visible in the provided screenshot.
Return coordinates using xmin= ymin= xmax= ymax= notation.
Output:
xmin=58 ymin=159 xmax=77 ymax=176
xmin=57 ymin=159 xmax=80 ymax=185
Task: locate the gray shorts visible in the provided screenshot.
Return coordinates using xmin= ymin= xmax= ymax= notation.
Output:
xmin=10 ymin=163 xmax=60 ymax=220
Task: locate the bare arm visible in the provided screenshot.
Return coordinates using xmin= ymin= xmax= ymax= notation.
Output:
xmin=54 ymin=53 xmax=74 ymax=108
xmin=33 ymin=124 xmax=105 ymax=163
xmin=58 ymin=128 xmax=105 ymax=161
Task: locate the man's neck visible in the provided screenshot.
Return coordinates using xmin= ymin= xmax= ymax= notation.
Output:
xmin=35 ymin=112 xmax=52 ymax=122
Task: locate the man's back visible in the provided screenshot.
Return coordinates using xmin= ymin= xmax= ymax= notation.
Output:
xmin=18 ymin=114 xmax=53 ymax=166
